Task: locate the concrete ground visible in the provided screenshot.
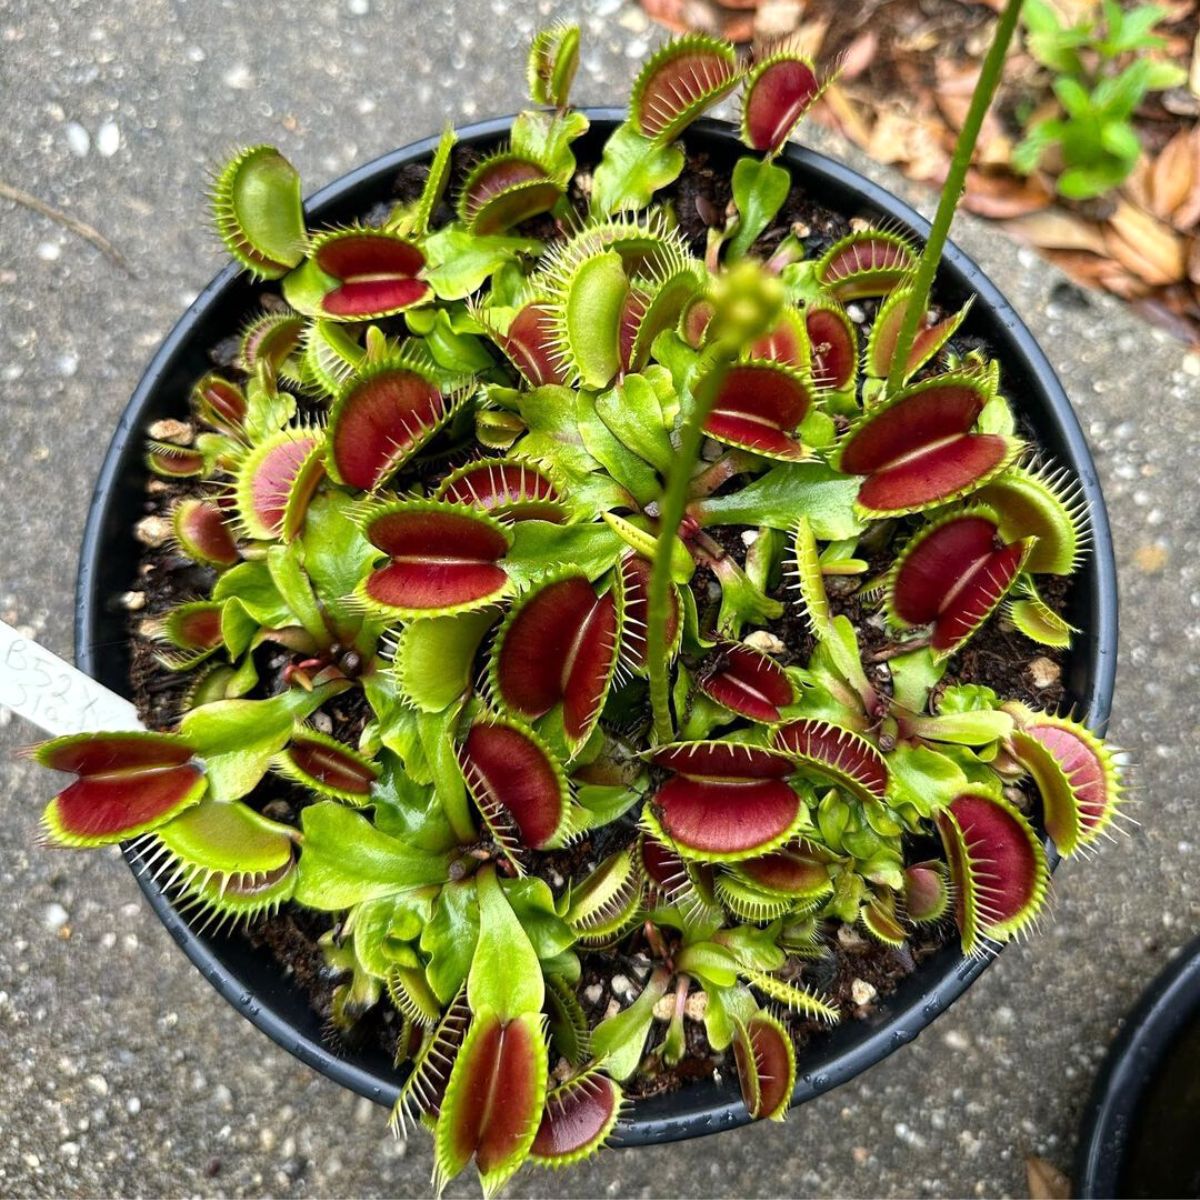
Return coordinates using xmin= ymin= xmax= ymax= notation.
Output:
xmin=1 ymin=1 xmax=1197 ymax=1196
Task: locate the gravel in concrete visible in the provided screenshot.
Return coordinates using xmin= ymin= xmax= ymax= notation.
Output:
xmin=1 ymin=1 xmax=1197 ymax=1196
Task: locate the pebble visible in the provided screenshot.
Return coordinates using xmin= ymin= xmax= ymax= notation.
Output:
xmin=43 ymin=902 xmax=69 ymax=931
xmin=347 ymin=0 xmax=370 ymax=12
xmin=148 ymin=418 xmax=193 ymax=445
xmin=851 ymin=978 xmax=877 ymax=1007
xmin=95 ymin=121 xmax=119 ymax=157
xmin=85 ymin=1074 xmax=109 ymax=1097
xmin=583 ymin=983 xmax=603 ymax=1005
xmin=837 ymin=925 xmax=866 ymax=948
xmin=37 ymin=241 xmax=62 ymax=261
xmin=610 ymin=973 xmax=633 ymax=999
xmin=740 ymin=530 xmax=758 ymax=547
xmin=743 ymin=630 xmax=787 ymax=655
xmin=1027 ymin=656 xmax=1061 ymax=689
xmin=603 ymin=998 xmax=621 ymax=1020
xmin=1181 ymin=352 xmax=1200 ymax=377
xmin=65 ymin=121 xmax=90 ymax=156
xmin=134 ymin=515 xmax=172 ymax=547
xmin=126 ymin=1096 xmax=141 ymax=1115
xmin=846 ymin=304 xmax=866 ymax=323
xmin=223 ymin=63 xmax=253 ymax=90
xmin=119 ymin=591 xmax=146 ymax=612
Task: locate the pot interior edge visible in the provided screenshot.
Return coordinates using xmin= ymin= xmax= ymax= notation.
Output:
xmin=75 ymin=113 xmax=1117 ymax=1144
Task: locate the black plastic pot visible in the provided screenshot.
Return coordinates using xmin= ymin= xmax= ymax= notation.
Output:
xmin=1077 ymin=936 xmax=1200 ymax=1198
xmin=75 ymin=111 xmax=1118 ymax=1145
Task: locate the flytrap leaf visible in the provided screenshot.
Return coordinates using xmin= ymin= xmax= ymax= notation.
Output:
xmin=903 ymin=860 xmax=950 ymax=923
xmin=491 ymin=571 xmax=621 ymax=752
xmin=1006 ymin=578 xmax=1077 ymax=649
xmin=837 ymin=374 xmax=1022 ymax=516
xmin=435 ymin=458 xmax=567 ymax=524
xmin=238 ymin=311 xmax=306 ymax=375
xmin=740 ymin=48 xmax=821 ymax=155
xmin=528 ymin=23 xmax=581 ymax=109
xmin=173 ymin=499 xmax=239 ymax=568
xmin=749 ymin=307 xmax=808 ymax=368
xmin=457 ymin=718 xmax=571 ymax=855
xmin=1008 ymin=711 xmax=1123 ymax=855
xmin=327 ymin=356 xmax=453 ymax=491
xmin=564 ymin=849 xmax=642 ymax=946
xmin=530 ymin=1070 xmax=623 ymax=1168
xmin=861 ymin=894 xmax=908 ymax=947
xmin=701 ymin=360 xmax=814 ymax=461
xmin=434 ymin=1009 xmax=548 ymax=1197
xmin=733 ymin=1011 xmax=796 ymax=1121
xmin=631 ymin=35 xmax=740 ymax=144
xmin=544 ymin=246 xmax=629 ymax=390
xmin=619 ymin=552 xmax=680 ymax=673
xmin=935 ymin=790 xmax=1048 ymax=955
xmin=715 ymin=871 xmax=794 ymax=922
xmin=814 ymin=230 xmax=917 ymax=301
xmin=151 ymin=798 xmax=297 ymax=926
xmin=393 ymin=608 xmax=499 ymax=713
xmin=774 ymin=719 xmax=888 ymax=803
xmin=37 ymin=732 xmax=205 ymax=847
xmin=975 ymin=464 xmax=1088 ymax=575
xmin=645 ymin=742 xmax=804 ymax=862
xmin=492 ymin=302 xmax=567 ymax=386
xmin=732 ymin=843 xmax=833 ymax=904
xmin=275 ymin=728 xmax=381 ymax=803
xmin=146 ymin=441 xmax=206 ymax=478
xmin=233 ymin=427 xmax=325 ymax=542
xmin=697 ymin=642 xmax=795 ymax=722
xmin=152 ymin=600 xmax=225 ymax=671
xmin=191 ymin=372 xmax=248 ymax=435
xmin=458 ymin=151 xmax=562 ymax=235
xmin=283 ymin=228 xmax=430 ymax=320
xmin=620 ymin=260 xmax=702 ymax=374
xmin=211 ymin=145 xmax=306 ymax=279
xmin=866 ymin=291 xmax=970 ymax=383
xmin=356 ymin=500 xmax=512 ymax=619
xmin=805 ymin=304 xmax=858 ymax=391
xmin=887 ymin=509 xmax=1033 ymax=659
xmin=392 ymin=988 xmax=471 ymax=1133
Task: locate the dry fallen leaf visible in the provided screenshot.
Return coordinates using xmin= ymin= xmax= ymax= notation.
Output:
xmin=960 ymin=167 xmax=1054 ymax=219
xmin=1026 ymin=1155 xmax=1072 ymax=1200
xmin=838 ymin=30 xmax=878 ymax=80
xmin=819 ymin=82 xmax=874 ymax=147
xmin=1105 ymin=201 xmax=1188 ymax=286
xmin=1148 ymin=131 xmax=1198 ymax=226
xmin=1003 ymin=208 xmax=1110 ymax=256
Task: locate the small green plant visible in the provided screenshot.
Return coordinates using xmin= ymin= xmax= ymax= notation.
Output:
xmin=1013 ymin=0 xmax=1187 ymax=199
xmin=32 ymin=17 xmax=1125 ymax=1196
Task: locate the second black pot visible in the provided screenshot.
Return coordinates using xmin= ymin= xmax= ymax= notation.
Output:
xmin=74 ymin=111 xmax=1119 ymax=1145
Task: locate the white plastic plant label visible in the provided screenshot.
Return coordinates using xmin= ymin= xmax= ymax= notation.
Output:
xmin=0 ymin=619 xmax=142 ymax=737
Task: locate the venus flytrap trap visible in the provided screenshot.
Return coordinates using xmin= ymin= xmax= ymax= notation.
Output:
xmin=26 ymin=13 xmax=1128 ymax=1195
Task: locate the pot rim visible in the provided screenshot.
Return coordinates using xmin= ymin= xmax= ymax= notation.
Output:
xmin=1075 ymin=934 xmax=1200 ymax=1197
xmin=75 ymin=109 xmax=1118 ymax=1147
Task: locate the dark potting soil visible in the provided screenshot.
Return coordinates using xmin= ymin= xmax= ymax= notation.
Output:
xmin=123 ymin=139 xmax=1071 ymax=1098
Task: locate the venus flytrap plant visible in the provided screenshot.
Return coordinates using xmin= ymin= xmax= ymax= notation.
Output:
xmin=29 ymin=15 xmax=1130 ymax=1195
